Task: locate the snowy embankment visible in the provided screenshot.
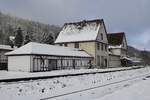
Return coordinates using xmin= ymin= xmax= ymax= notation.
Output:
xmin=96 ymin=76 xmax=150 ymax=100
xmin=0 ymin=67 xmax=134 ymax=80
xmin=0 ymin=66 xmax=150 ymax=100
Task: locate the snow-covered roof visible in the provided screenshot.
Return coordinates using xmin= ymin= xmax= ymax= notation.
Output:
xmin=9 ymin=36 xmax=15 ymax=41
xmin=0 ymin=44 xmax=14 ymax=50
xmin=5 ymin=42 xmax=92 ymax=58
xmin=55 ymin=19 xmax=103 ymax=43
xmin=130 ymin=57 xmax=141 ymax=62
xmin=108 ymin=45 xmax=122 ymax=49
xmin=121 ymin=56 xmax=133 ymax=61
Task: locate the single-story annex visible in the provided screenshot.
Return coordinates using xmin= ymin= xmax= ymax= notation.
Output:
xmin=6 ymin=42 xmax=93 ymax=72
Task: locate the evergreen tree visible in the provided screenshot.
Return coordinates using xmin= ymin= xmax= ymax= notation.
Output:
xmin=15 ymin=27 xmax=23 ymax=47
xmin=24 ymin=32 xmax=31 ymax=44
xmin=42 ymin=34 xmax=54 ymax=44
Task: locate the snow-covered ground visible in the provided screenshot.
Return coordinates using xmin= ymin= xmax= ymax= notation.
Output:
xmin=0 ymin=67 xmax=134 ymax=80
xmin=96 ymin=76 xmax=150 ymax=100
xmin=0 ymin=66 xmax=149 ymax=100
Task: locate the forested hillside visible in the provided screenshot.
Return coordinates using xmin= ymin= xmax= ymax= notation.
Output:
xmin=0 ymin=12 xmax=61 ymax=45
xmin=127 ymin=46 xmax=141 ymax=58
xmin=127 ymin=46 xmax=150 ymax=65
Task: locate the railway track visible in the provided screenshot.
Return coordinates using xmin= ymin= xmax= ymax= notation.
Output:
xmin=0 ymin=66 xmax=145 ymax=84
xmin=40 ymin=72 xmax=150 ymax=100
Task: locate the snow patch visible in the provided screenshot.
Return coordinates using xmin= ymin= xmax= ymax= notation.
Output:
xmin=0 ymin=66 xmax=149 ymax=100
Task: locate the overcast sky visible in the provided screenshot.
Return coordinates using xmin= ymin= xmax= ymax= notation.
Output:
xmin=0 ymin=0 xmax=149 ymax=50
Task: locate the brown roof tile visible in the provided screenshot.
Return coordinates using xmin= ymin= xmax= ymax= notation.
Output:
xmin=107 ymin=32 xmax=125 ymax=45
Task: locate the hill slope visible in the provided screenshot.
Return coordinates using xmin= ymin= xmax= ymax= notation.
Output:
xmin=127 ymin=45 xmax=150 ymax=65
xmin=0 ymin=12 xmax=61 ymax=44
xmin=127 ymin=46 xmax=141 ymax=57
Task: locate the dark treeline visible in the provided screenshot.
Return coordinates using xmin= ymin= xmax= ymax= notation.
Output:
xmin=0 ymin=12 xmax=61 ymax=45
xmin=127 ymin=46 xmax=150 ymax=65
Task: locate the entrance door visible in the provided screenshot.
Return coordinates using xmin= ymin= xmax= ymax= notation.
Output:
xmin=48 ymin=59 xmax=57 ymax=70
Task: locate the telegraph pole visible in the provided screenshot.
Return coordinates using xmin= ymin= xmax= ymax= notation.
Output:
xmin=143 ymin=48 xmax=146 ymax=67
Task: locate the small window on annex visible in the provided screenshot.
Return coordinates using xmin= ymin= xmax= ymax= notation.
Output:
xmin=64 ymin=43 xmax=68 ymax=47
xmin=59 ymin=44 xmax=62 ymax=46
xmin=75 ymin=43 xmax=79 ymax=48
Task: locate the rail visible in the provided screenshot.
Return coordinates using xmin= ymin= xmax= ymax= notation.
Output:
xmin=41 ymin=72 xmax=150 ymax=100
xmin=0 ymin=66 xmax=146 ymax=83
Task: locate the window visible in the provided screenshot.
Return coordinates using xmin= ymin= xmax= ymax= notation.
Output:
xmin=97 ymin=42 xmax=100 ymax=50
xmin=105 ymin=44 xmax=107 ymax=51
xmin=75 ymin=43 xmax=79 ymax=48
xmin=122 ymin=42 xmax=124 ymax=47
xmin=97 ymin=55 xmax=100 ymax=66
xmin=101 ymin=33 xmax=103 ymax=40
xmin=101 ymin=43 xmax=103 ymax=51
xmin=101 ymin=56 xmax=104 ymax=67
xmin=64 ymin=43 xmax=68 ymax=47
xmin=104 ymin=58 xmax=107 ymax=68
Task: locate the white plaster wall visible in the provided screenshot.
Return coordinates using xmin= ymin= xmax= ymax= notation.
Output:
xmin=121 ymin=49 xmax=127 ymax=57
xmin=8 ymin=56 xmax=31 ymax=72
xmin=96 ymin=42 xmax=109 ymax=68
xmin=122 ymin=36 xmax=127 ymax=50
xmin=96 ymin=22 xmax=108 ymax=44
xmin=110 ymin=49 xmax=121 ymax=56
xmin=95 ymin=22 xmax=109 ymax=68
xmin=109 ymin=55 xmax=121 ymax=68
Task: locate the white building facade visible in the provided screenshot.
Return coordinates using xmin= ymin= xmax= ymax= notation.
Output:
xmin=107 ymin=32 xmax=128 ymax=67
xmin=6 ymin=42 xmax=92 ymax=72
xmin=55 ymin=19 xmax=109 ymax=68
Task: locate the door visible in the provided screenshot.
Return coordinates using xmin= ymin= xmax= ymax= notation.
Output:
xmin=48 ymin=59 xmax=57 ymax=70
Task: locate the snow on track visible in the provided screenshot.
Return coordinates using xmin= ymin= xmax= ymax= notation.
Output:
xmin=0 ymin=66 xmax=150 ymax=100
xmin=96 ymin=76 xmax=150 ymax=100
xmin=42 ymin=73 xmax=150 ymax=100
xmin=0 ymin=67 xmax=138 ymax=82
